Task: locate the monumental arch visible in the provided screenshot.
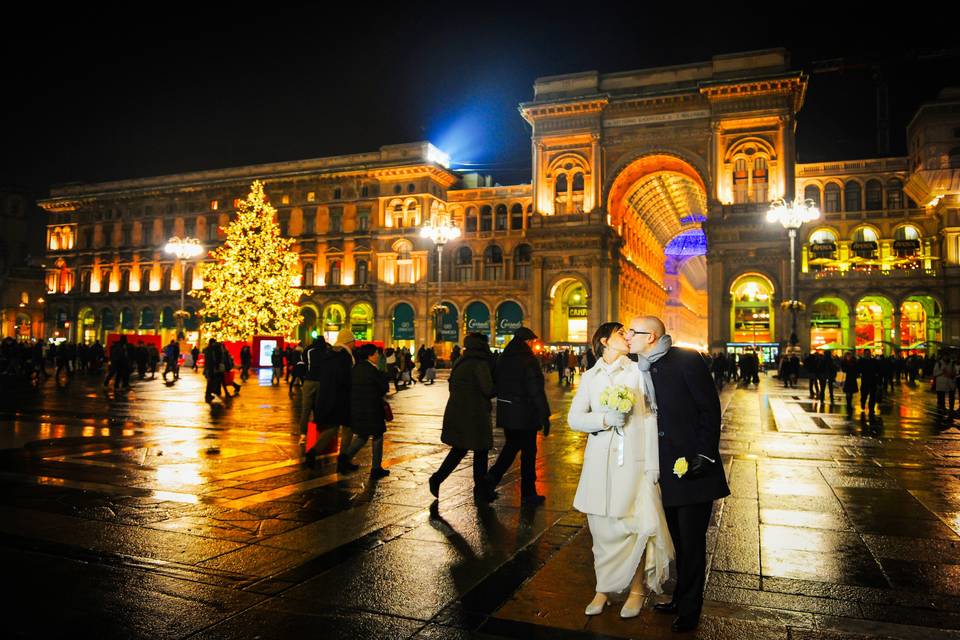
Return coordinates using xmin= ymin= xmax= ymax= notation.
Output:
xmin=520 ymin=48 xmax=807 ymax=351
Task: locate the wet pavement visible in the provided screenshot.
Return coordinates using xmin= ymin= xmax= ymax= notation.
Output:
xmin=2 ymin=367 xmax=960 ymax=639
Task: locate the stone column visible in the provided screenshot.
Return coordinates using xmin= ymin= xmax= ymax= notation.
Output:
xmin=590 ymin=133 xmax=601 ymax=213
xmin=531 ymin=258 xmax=544 ymax=339
xmin=892 ymin=309 xmax=902 ymax=351
xmin=847 ymin=309 xmax=858 ymax=352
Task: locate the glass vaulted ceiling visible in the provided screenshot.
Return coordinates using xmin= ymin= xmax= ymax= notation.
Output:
xmin=624 ymin=171 xmax=707 ymax=247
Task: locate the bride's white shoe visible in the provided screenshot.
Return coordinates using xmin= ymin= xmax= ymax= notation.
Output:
xmin=584 ymin=593 xmax=609 ymax=616
xmin=620 ymin=591 xmax=645 ymax=618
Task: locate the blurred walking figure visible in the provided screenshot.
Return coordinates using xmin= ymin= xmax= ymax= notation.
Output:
xmin=203 ymin=338 xmax=227 ymax=403
xmin=104 ymin=336 xmax=132 ymax=391
xmin=190 ymin=345 xmax=200 ymax=372
xmin=300 ymin=334 xmax=357 ymax=471
xmin=270 ymin=346 xmax=283 ymax=385
xmin=240 ymin=345 xmax=252 ymax=381
xmin=162 ymin=339 xmax=180 ymax=382
xmin=485 ymin=327 xmax=552 ymax=505
xmin=341 ymin=343 xmax=391 ymax=478
xmin=429 ymin=333 xmax=497 ymax=503
xmin=858 ymin=350 xmax=879 ymax=418
xmin=933 ymin=353 xmax=957 ymax=418
xmin=841 ymin=352 xmax=859 ymax=418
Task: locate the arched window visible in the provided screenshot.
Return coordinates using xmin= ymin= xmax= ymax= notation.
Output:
xmin=865 ymin=179 xmax=883 ymax=211
xmin=465 ymin=207 xmax=478 ymax=233
xmin=483 ymin=245 xmax=503 ymax=280
xmin=752 ymin=157 xmax=768 ymax=203
xmin=733 ymin=158 xmax=749 ymax=204
xmin=328 ymin=260 xmax=342 ymax=286
xmin=142 ymin=268 xmax=153 ymax=292
xmin=495 ymin=204 xmax=507 ymax=231
xmin=510 ymin=204 xmax=523 ymax=230
xmin=514 ymin=244 xmax=532 ymax=280
xmin=395 ymin=240 xmax=414 ymax=284
xmin=807 ymin=228 xmax=837 ymax=264
xmin=803 ymin=185 xmax=821 ymax=208
xmin=893 ymin=225 xmax=921 ymax=258
xmin=824 ymin=183 xmax=841 ymax=213
xmin=356 ymin=259 xmax=368 ymax=285
xmin=844 ymin=181 xmax=862 ymax=212
xmin=572 ymin=172 xmax=584 ymax=192
xmin=886 ymin=178 xmax=904 ymax=210
xmin=555 ymin=174 xmax=568 ymax=198
xmin=480 ymin=205 xmax=492 ymax=232
xmin=455 ymin=246 xmax=473 ymax=282
xmin=852 ymin=227 xmax=879 ymax=260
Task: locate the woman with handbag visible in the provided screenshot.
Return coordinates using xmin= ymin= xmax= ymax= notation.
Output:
xmin=340 ymin=343 xmax=391 ymax=478
xmin=429 ymin=333 xmax=497 ymax=502
xmin=568 ymin=322 xmax=673 ymax=618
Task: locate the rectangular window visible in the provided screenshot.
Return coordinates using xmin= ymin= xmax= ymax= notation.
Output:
xmin=330 ymin=207 xmax=343 ymax=233
xmin=210 ymin=200 xmax=218 ymax=211
xmin=358 ymin=208 xmax=370 ymax=232
xmin=307 ymin=191 xmax=316 ymax=202
xmin=207 ymin=216 xmax=218 ymax=241
xmin=304 ymin=212 xmax=315 ymax=235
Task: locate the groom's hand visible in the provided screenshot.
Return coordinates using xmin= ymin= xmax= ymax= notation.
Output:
xmin=685 ymin=455 xmax=709 ymax=478
xmin=604 ymin=411 xmax=626 ymax=428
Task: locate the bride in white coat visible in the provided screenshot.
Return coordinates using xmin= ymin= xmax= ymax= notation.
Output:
xmin=568 ymin=322 xmax=673 ymax=618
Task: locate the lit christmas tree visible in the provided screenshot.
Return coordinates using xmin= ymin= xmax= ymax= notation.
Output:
xmin=191 ymin=180 xmax=301 ymax=341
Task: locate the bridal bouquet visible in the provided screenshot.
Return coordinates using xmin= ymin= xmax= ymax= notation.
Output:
xmin=599 ymin=384 xmax=636 ymax=414
xmin=599 ymin=384 xmax=636 ymax=466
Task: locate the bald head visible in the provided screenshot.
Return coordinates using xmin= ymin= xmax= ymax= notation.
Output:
xmin=627 ymin=315 xmax=666 ymax=355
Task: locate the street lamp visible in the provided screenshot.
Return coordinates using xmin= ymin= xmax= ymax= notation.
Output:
xmin=164 ymin=236 xmax=205 ymax=338
xmin=419 ymin=214 xmax=461 ymax=342
xmin=766 ymin=198 xmax=820 ymax=344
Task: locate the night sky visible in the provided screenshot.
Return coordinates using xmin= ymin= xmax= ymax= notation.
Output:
xmin=3 ymin=3 xmax=958 ymax=198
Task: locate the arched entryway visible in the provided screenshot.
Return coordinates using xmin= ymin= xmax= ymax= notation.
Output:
xmin=809 ymin=296 xmax=850 ymax=351
xmin=298 ymin=305 xmax=319 ymax=344
xmin=494 ymin=300 xmax=525 ymax=349
xmin=321 ymin=303 xmax=347 ymax=344
xmin=464 ymin=301 xmax=491 ymax=339
xmin=349 ymin=303 xmax=375 ymax=341
xmin=391 ymin=302 xmax=416 ymax=350
xmin=855 ymin=295 xmax=894 ymax=355
xmin=78 ymin=307 xmax=96 ymax=344
xmin=728 ymin=273 xmax=779 ymax=364
xmin=899 ymin=295 xmax=942 ymax=354
xmin=606 ymin=153 xmax=709 ymax=342
xmin=549 ymin=277 xmax=590 ymax=344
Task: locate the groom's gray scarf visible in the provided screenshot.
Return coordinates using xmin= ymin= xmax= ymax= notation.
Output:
xmin=636 ymin=335 xmax=672 ymax=415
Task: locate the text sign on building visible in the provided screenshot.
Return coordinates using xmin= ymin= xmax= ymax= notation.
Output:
xmin=568 ymin=307 xmax=589 ymax=318
xmin=439 ymin=302 xmax=459 ymax=342
xmin=810 ymin=242 xmax=837 ymax=255
xmin=495 ymin=301 xmax=524 ymax=336
xmin=603 ymin=110 xmax=711 ymax=128
xmin=392 ymin=303 xmax=415 ymax=340
xmin=465 ymin=302 xmax=491 ymax=335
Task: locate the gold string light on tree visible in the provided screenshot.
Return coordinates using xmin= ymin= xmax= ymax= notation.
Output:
xmin=190 ymin=181 xmax=301 ymax=341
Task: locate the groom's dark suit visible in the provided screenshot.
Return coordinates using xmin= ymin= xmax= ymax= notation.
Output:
xmin=649 ymin=347 xmax=729 ymax=625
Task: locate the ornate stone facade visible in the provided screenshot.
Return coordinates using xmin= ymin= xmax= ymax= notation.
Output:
xmin=37 ymin=52 xmax=960 ymax=356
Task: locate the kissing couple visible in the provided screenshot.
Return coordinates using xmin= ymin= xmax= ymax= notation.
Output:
xmin=567 ymin=315 xmax=729 ymax=633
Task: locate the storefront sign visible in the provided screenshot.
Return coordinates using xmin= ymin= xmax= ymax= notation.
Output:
xmin=568 ymin=306 xmax=589 ymax=318
xmin=851 ymin=241 xmax=878 ymax=252
xmin=465 ymin=302 xmax=490 ymax=335
xmin=392 ymin=303 xmax=415 ymax=340
xmin=495 ymin=301 xmax=524 ymax=335
xmin=810 ymin=242 xmax=837 ymax=254
xmin=438 ymin=302 xmax=459 ymax=342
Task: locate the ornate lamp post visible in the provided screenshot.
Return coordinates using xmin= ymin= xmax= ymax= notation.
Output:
xmin=766 ymin=198 xmax=820 ymax=344
xmin=164 ymin=236 xmax=204 ymax=337
xmin=419 ymin=215 xmax=461 ymax=342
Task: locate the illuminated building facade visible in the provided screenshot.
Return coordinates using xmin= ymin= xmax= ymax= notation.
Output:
xmin=38 ymin=51 xmax=960 ymax=355
xmin=0 ymin=189 xmax=45 ymax=341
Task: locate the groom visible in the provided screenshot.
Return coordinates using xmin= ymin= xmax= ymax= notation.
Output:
xmin=627 ymin=316 xmax=729 ymax=633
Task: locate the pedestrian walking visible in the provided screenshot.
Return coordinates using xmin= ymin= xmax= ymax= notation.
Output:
xmin=858 ymin=350 xmax=879 ymax=418
xmin=191 ymin=345 xmax=200 ymax=372
xmin=428 ymin=333 xmax=497 ymax=502
xmin=485 ymin=327 xmax=551 ymax=505
xmin=299 ymin=335 xmax=358 ymax=471
xmin=103 ymin=336 xmax=132 ymax=391
xmin=162 ymin=339 xmax=180 ymax=382
xmin=340 ymin=343 xmax=390 ymax=478
xmin=240 ymin=345 xmax=252 ymax=381
xmin=203 ymin=338 xmax=226 ymax=403
xmin=270 ymin=346 xmax=283 ymax=385
xmin=841 ymin=352 xmax=859 ymax=418
xmin=933 ymin=353 xmax=957 ymax=418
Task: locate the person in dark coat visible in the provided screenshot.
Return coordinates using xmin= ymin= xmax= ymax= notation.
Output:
xmin=162 ymin=339 xmax=180 ymax=382
xmin=239 ymin=345 xmax=252 ymax=381
xmin=858 ymin=350 xmax=879 ymax=418
xmin=301 ymin=336 xmax=357 ymax=472
xmin=429 ymin=333 xmax=497 ymax=502
xmin=202 ymin=338 xmax=226 ymax=403
xmin=628 ymin=315 xmax=729 ymax=633
xmin=485 ymin=326 xmax=551 ymax=505
xmin=341 ymin=343 xmax=391 ymax=478
xmin=841 ymin=352 xmax=859 ymax=417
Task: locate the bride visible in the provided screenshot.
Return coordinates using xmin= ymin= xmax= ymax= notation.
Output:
xmin=567 ymin=322 xmax=673 ymax=618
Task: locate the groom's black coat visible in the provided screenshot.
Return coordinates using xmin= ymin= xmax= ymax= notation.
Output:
xmin=649 ymin=347 xmax=729 ymax=507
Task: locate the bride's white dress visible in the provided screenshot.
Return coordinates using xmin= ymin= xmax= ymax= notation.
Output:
xmin=567 ymin=355 xmax=674 ymax=593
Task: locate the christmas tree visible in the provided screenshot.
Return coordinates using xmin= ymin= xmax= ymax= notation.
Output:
xmin=191 ymin=180 xmax=302 ymax=341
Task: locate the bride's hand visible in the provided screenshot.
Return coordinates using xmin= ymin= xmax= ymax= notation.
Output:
xmin=603 ymin=411 xmax=626 ymax=428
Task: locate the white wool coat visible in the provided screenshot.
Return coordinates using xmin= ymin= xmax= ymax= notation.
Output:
xmin=567 ymin=355 xmax=660 ymax=517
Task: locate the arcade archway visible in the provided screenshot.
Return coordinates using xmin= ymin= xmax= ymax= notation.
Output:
xmin=549 ymin=277 xmax=590 ymax=343
xmin=809 ymin=296 xmax=850 ymax=351
xmin=855 ymin=295 xmax=894 ymax=355
xmin=606 ymin=154 xmax=709 ymax=343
